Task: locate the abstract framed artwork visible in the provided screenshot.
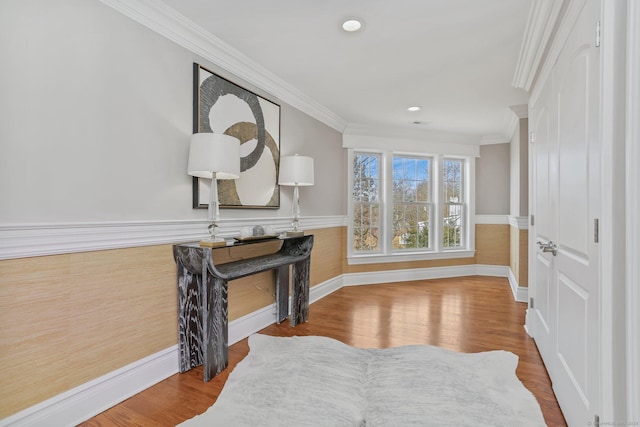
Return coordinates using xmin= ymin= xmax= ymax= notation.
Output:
xmin=193 ymin=63 xmax=281 ymax=209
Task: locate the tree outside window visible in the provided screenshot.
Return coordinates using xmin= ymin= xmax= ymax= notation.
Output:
xmin=352 ymin=154 xmax=380 ymax=252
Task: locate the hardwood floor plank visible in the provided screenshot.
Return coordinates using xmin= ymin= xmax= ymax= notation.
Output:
xmin=80 ymin=276 xmax=566 ymax=426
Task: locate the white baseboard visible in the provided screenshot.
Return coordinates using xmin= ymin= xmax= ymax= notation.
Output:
xmin=507 ymin=268 xmax=529 ymax=303
xmin=310 ymin=276 xmax=344 ymax=304
xmin=524 ymin=308 xmax=534 ymax=338
xmin=2 ymin=265 xmax=519 ymax=426
xmin=476 ymin=264 xmax=510 ymax=278
xmin=343 ymin=264 xmax=510 ymax=287
xmin=0 ymin=346 xmax=179 ymax=427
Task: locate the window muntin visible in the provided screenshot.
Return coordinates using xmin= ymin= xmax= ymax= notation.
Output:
xmin=392 ymin=156 xmax=431 ymax=250
xmin=352 ymin=153 xmax=381 ymax=252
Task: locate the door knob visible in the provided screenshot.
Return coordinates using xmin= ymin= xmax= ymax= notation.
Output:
xmin=537 ymin=241 xmax=557 ymax=256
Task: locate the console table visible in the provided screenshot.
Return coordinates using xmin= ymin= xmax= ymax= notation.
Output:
xmin=173 ymin=234 xmax=313 ymax=382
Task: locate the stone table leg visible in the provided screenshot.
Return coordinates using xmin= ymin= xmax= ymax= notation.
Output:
xmin=202 ymin=271 xmax=229 ymax=382
xmin=177 ymin=259 xmax=203 ymax=372
xmin=275 ymin=265 xmax=289 ymax=324
xmin=290 ymin=257 xmax=310 ymax=327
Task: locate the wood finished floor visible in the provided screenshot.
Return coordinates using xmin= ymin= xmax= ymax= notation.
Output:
xmin=80 ymin=276 xmax=566 ymax=426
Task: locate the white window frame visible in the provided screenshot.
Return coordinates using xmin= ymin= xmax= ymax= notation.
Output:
xmin=391 ymin=154 xmax=433 ymax=252
xmin=441 ymin=157 xmax=466 ymax=250
xmin=351 ymin=151 xmax=383 ymax=253
xmin=348 ymin=149 xmax=475 ymax=265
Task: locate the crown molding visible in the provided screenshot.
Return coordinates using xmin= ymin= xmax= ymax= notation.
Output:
xmin=509 ymin=104 xmax=529 ymax=119
xmin=344 ymin=123 xmax=482 ymax=146
xmin=529 ymin=0 xmax=585 ymax=106
xmin=512 ymin=0 xmax=567 ymax=91
xmin=481 ymin=104 xmax=530 ymax=145
xmin=343 ymin=132 xmax=480 ymax=158
xmin=480 ymin=107 xmax=519 ymax=145
xmin=98 ymin=0 xmax=347 ymax=132
xmin=480 ymin=134 xmax=511 ymax=145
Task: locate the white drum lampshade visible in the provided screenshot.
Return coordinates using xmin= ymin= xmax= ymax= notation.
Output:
xmin=187 ymin=133 xmax=240 ymax=246
xmin=188 ymin=133 xmax=240 ymax=179
xmin=278 ymin=155 xmax=314 ymax=186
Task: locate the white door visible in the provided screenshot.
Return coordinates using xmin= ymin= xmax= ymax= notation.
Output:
xmin=529 ymin=1 xmax=601 ymax=425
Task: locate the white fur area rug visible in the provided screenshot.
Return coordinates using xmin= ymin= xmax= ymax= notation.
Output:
xmin=178 ymin=334 xmax=546 ymax=427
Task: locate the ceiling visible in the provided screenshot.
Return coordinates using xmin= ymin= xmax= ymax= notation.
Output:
xmin=159 ymin=0 xmax=532 ymax=143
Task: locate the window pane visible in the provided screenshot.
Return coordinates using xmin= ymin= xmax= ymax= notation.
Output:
xmin=443 ymin=204 xmax=463 ymax=248
xmin=405 ymin=181 xmax=417 ymax=202
xmin=416 ymin=181 xmax=429 ymax=202
xmin=392 ymin=158 xmax=403 ymax=181
xmin=417 ymin=206 xmax=430 ymax=248
xmin=394 ymin=156 xmax=431 ymax=203
xmin=393 ymin=203 xmax=430 ymax=250
xmin=403 ymin=158 xmax=417 ymax=180
xmin=353 ymin=155 xmax=380 ymax=197
xmin=353 ymin=202 xmax=380 ymax=252
xmin=392 ymin=155 xmax=431 ymax=252
xmin=443 ymin=159 xmax=464 ymax=203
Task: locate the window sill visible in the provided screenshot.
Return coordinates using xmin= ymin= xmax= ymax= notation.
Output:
xmin=347 ymin=249 xmax=475 ymax=265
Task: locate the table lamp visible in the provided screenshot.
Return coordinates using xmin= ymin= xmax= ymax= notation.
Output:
xmin=188 ymin=133 xmax=240 ymax=247
xmin=278 ymin=154 xmax=314 ymax=237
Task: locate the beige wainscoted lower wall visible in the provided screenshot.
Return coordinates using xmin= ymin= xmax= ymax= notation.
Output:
xmin=0 ymin=226 xmax=345 ymax=419
xmin=0 ymin=245 xmax=177 ymax=418
xmin=475 ymin=224 xmax=511 ymax=266
xmin=510 ymin=226 xmax=529 ymax=287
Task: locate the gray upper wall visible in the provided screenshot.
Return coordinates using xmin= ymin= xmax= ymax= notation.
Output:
xmin=475 ymin=143 xmax=510 ymax=215
xmin=0 ymin=0 xmax=345 ymax=223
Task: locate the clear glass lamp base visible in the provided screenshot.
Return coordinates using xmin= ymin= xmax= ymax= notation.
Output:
xmin=285 ymin=218 xmax=304 ymax=237
xmin=199 ymin=222 xmax=226 ymax=247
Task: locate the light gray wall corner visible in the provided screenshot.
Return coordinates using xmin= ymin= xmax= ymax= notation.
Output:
xmin=518 ymin=118 xmax=529 ymax=216
xmin=476 ymin=143 xmax=510 ymax=215
xmin=279 ymin=104 xmax=346 ymax=218
xmin=509 ymin=118 xmax=529 ymax=217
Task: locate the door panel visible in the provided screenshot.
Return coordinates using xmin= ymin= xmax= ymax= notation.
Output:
xmin=529 ymin=1 xmax=601 ymax=425
xmin=557 ymin=50 xmax=591 ymax=259
xmin=535 ymin=106 xmax=551 ymax=242
xmin=557 ymin=272 xmax=589 ymax=404
xmin=535 ymin=255 xmax=551 ymax=334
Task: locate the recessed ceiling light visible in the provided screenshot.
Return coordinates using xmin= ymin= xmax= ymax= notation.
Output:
xmin=342 ymin=19 xmax=362 ymax=32
xmin=407 ymin=106 xmax=421 ymax=112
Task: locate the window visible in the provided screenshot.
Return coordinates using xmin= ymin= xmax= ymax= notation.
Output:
xmin=349 ymin=150 xmax=473 ymax=264
xmin=352 ymin=153 xmax=381 ymax=252
xmin=442 ymin=158 xmax=464 ymax=249
xmin=392 ymin=156 xmax=431 ymax=250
